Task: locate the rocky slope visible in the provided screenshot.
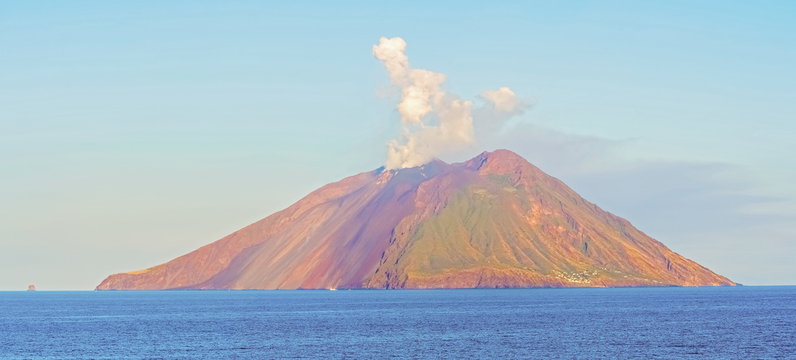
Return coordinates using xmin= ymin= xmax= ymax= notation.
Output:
xmin=97 ymin=150 xmax=734 ymax=289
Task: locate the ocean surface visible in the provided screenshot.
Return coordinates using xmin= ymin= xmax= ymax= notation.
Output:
xmin=1 ymin=287 xmax=794 ymax=359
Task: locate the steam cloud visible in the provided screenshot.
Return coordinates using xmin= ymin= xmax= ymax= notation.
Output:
xmin=481 ymin=87 xmax=524 ymax=114
xmin=373 ymin=37 xmax=528 ymax=169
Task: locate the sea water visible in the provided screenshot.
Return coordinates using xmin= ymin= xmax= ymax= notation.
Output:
xmin=1 ymin=287 xmax=794 ymax=359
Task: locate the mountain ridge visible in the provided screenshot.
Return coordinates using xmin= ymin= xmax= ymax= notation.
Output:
xmin=97 ymin=149 xmax=734 ymax=290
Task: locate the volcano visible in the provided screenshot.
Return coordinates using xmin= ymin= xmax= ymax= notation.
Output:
xmin=97 ymin=150 xmax=733 ymax=290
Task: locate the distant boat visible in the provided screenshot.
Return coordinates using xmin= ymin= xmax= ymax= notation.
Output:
xmin=27 ymin=284 xmax=36 ymax=291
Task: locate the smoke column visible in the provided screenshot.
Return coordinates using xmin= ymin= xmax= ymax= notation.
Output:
xmin=373 ymin=37 xmax=527 ymax=169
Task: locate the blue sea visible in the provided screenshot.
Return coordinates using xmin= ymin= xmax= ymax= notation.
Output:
xmin=1 ymin=287 xmax=794 ymax=359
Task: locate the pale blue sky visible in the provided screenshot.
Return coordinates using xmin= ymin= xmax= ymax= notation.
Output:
xmin=1 ymin=1 xmax=794 ymax=289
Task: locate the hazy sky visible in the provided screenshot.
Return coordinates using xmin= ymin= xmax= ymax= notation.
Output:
xmin=2 ymin=1 xmax=794 ymax=289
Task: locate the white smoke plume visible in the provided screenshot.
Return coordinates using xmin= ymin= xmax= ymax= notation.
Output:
xmin=481 ymin=87 xmax=524 ymax=114
xmin=373 ymin=36 xmax=529 ymax=169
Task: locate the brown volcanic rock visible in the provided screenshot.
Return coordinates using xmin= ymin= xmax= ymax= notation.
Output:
xmin=97 ymin=150 xmax=734 ymax=290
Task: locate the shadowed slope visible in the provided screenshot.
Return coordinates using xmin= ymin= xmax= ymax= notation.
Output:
xmin=368 ymin=150 xmax=732 ymax=288
xmin=97 ymin=150 xmax=733 ymax=290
